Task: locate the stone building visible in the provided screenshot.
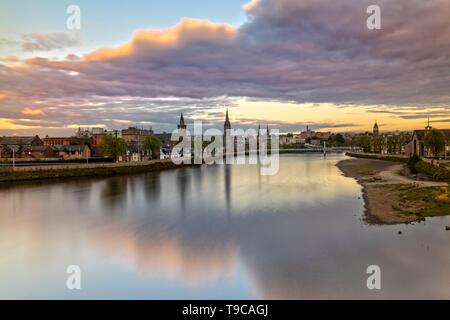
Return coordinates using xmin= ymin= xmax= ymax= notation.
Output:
xmin=121 ymin=127 xmax=154 ymax=145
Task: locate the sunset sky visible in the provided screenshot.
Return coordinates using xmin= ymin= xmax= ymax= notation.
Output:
xmin=0 ymin=0 xmax=449 ymax=136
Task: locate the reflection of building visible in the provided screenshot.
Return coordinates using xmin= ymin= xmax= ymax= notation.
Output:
xmin=122 ymin=127 xmax=154 ymax=145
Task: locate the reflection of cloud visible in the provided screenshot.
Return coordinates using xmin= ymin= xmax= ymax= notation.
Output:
xmin=91 ymin=224 xmax=238 ymax=285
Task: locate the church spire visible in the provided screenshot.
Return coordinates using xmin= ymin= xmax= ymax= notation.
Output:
xmin=373 ymin=121 xmax=379 ymax=137
xmin=178 ymin=113 xmax=186 ymax=130
xmin=224 ymin=108 xmax=231 ymax=130
xmin=425 ymin=116 xmax=432 ymax=130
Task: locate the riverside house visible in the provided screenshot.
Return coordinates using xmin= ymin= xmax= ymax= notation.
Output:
xmin=405 ymin=128 xmax=450 ymax=158
xmin=51 ymin=145 xmax=91 ymax=160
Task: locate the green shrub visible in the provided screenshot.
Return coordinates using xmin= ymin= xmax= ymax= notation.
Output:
xmin=407 ymin=154 xmax=421 ymax=173
xmin=414 ymin=161 xmax=450 ymax=181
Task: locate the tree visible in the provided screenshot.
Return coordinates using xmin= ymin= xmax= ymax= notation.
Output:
xmin=98 ymin=135 xmax=127 ymax=161
xmin=142 ymin=135 xmax=162 ymax=159
xmin=423 ymin=128 xmax=446 ymax=158
xmin=372 ymin=135 xmax=386 ymax=153
xmin=335 ymin=133 xmax=345 ymax=145
xmin=17 ymin=140 xmax=25 ymax=154
xmin=386 ymin=135 xmax=402 ymax=154
xmin=356 ymin=135 xmax=372 ymax=152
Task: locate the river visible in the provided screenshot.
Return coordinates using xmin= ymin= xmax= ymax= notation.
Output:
xmin=0 ymin=154 xmax=449 ymax=299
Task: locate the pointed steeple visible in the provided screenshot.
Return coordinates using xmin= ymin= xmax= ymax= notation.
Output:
xmin=178 ymin=113 xmax=186 ymax=130
xmin=180 ymin=113 xmax=185 ymax=126
xmin=224 ymin=108 xmax=231 ymax=130
xmin=425 ymin=116 xmax=432 ymax=130
xmin=373 ymin=121 xmax=379 ymax=137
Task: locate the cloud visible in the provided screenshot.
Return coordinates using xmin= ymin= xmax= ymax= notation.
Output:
xmin=243 ymin=0 xmax=260 ymax=13
xmin=21 ymin=32 xmax=80 ymax=51
xmin=20 ymin=107 xmax=45 ymax=116
xmin=1 ymin=0 xmax=450 ymax=133
xmin=84 ymin=18 xmax=236 ymax=61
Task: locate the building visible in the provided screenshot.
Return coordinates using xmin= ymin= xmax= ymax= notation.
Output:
xmin=155 ymin=133 xmax=176 ymax=148
xmin=0 ymin=144 xmax=57 ymax=159
xmin=177 ymin=113 xmax=187 ymax=136
xmin=43 ymin=136 xmax=91 ymax=147
xmin=0 ymin=136 xmax=46 ymax=159
xmin=224 ymin=109 xmax=231 ymax=150
xmin=125 ymin=143 xmax=151 ymax=162
xmin=299 ymin=126 xmax=331 ymax=140
xmin=279 ymin=135 xmax=294 ymax=145
xmin=51 ymin=145 xmax=91 ymax=160
xmin=373 ymin=122 xmax=379 ymax=137
xmin=404 ymin=120 xmax=450 ymax=157
xmin=0 ymin=135 xmax=43 ymax=147
xmin=122 ymin=127 xmax=154 ymax=145
xmin=29 ymin=146 xmax=57 ymax=158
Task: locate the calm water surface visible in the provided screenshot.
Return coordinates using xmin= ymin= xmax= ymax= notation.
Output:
xmin=0 ymin=154 xmax=449 ymax=299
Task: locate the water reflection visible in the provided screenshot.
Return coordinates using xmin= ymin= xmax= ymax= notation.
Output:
xmin=0 ymin=154 xmax=449 ymax=299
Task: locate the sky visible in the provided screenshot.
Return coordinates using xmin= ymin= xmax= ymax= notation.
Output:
xmin=0 ymin=0 xmax=449 ymax=136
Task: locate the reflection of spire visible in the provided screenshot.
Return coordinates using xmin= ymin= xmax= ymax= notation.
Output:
xmin=224 ymin=165 xmax=231 ymax=217
xmin=177 ymin=168 xmax=189 ymax=218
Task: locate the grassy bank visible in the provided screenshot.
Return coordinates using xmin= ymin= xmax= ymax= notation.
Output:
xmin=414 ymin=160 xmax=450 ymax=181
xmin=346 ymin=152 xmax=450 ymax=182
xmin=337 ymin=157 xmax=449 ymax=224
xmin=0 ymin=161 xmax=183 ymax=183
xmin=384 ymin=184 xmax=450 ymax=218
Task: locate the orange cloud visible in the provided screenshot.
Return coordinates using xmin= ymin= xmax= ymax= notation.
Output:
xmin=21 ymin=107 xmax=45 ymax=116
xmin=0 ymin=90 xmax=18 ymax=100
xmin=85 ymin=17 xmax=237 ymax=61
xmin=243 ymin=0 xmax=260 ymax=13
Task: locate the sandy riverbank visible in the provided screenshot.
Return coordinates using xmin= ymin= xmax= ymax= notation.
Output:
xmin=337 ymin=158 xmax=448 ymax=224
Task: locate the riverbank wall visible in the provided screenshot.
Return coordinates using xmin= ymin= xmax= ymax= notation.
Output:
xmin=0 ymin=160 xmax=185 ymax=183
